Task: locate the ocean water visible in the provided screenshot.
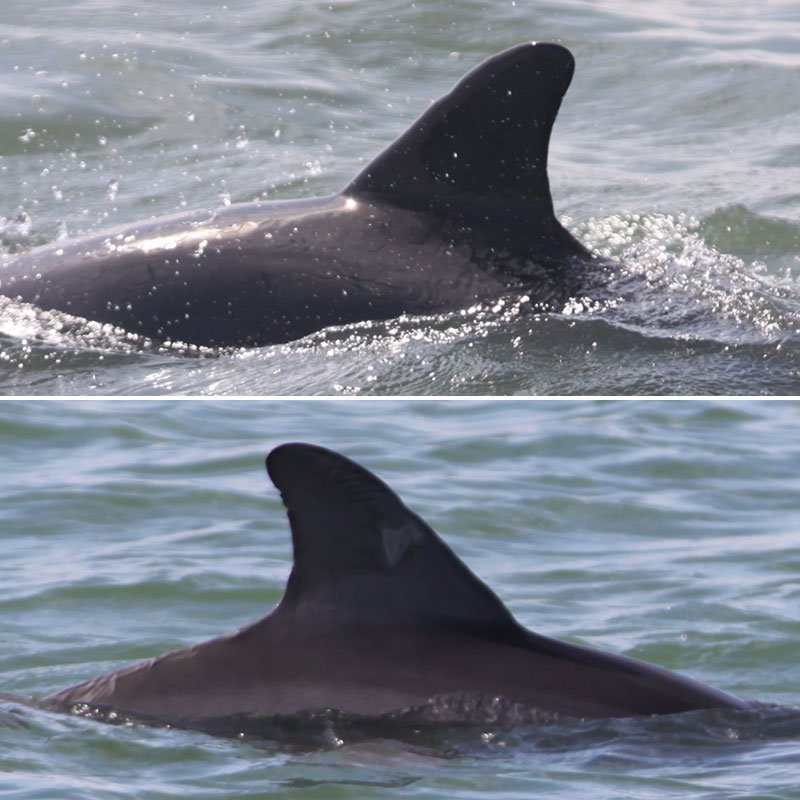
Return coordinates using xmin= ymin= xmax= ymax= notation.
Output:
xmin=1 ymin=398 xmax=799 ymax=798
xmin=0 ymin=0 xmax=799 ymax=394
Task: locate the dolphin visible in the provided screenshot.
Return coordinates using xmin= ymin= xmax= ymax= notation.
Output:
xmin=45 ymin=443 xmax=747 ymax=732
xmin=0 ymin=43 xmax=601 ymax=348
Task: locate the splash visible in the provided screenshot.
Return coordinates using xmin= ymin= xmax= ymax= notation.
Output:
xmin=573 ymin=212 xmax=800 ymax=346
xmin=0 ymin=296 xmax=218 ymax=372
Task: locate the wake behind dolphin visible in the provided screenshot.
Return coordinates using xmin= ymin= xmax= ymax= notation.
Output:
xmin=0 ymin=43 xmax=602 ymax=348
xmin=45 ymin=443 xmax=747 ymax=734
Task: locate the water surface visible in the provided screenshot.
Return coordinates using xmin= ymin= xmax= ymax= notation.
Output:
xmin=1 ymin=1 xmax=799 ymax=394
xmin=1 ymin=399 xmax=799 ymax=797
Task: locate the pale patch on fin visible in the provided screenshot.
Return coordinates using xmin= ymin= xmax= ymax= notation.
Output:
xmin=381 ymin=523 xmax=423 ymax=568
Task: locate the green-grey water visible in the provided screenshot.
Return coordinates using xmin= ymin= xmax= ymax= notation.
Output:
xmin=1 ymin=399 xmax=799 ymax=798
xmin=1 ymin=1 xmax=799 ymax=394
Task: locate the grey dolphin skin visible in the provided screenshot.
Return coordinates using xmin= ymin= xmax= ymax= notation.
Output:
xmin=1 ymin=43 xmax=598 ymax=348
xmin=45 ymin=443 xmax=747 ymax=731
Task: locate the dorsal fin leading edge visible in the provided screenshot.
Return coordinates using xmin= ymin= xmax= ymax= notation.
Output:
xmin=346 ymin=43 xmax=574 ymax=222
xmin=266 ymin=443 xmax=518 ymax=632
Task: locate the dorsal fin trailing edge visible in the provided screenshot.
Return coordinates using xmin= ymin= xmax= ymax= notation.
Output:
xmin=346 ymin=42 xmax=575 ymax=231
xmin=266 ymin=443 xmax=519 ymax=633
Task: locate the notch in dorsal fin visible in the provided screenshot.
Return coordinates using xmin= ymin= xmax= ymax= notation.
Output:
xmin=346 ymin=42 xmax=574 ymax=221
xmin=266 ymin=443 xmax=517 ymax=631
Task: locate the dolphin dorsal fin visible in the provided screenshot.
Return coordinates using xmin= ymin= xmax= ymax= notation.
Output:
xmin=346 ymin=42 xmax=574 ymax=223
xmin=266 ymin=443 xmax=518 ymax=631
